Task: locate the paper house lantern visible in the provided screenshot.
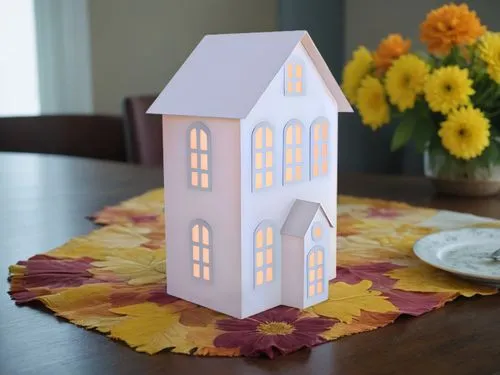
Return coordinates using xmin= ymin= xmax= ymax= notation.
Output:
xmin=148 ymin=30 xmax=352 ymax=319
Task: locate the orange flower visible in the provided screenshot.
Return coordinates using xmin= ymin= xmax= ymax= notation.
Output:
xmin=373 ymin=34 xmax=411 ymax=73
xmin=420 ymin=3 xmax=486 ymax=55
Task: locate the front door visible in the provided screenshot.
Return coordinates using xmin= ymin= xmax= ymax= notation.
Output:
xmin=306 ymin=246 xmax=326 ymax=301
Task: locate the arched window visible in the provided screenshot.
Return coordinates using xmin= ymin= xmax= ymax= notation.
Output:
xmin=307 ymin=246 xmax=325 ymax=297
xmin=254 ymin=222 xmax=274 ymax=287
xmin=188 ymin=123 xmax=211 ymax=191
xmin=190 ymin=220 xmax=212 ymax=281
xmin=310 ymin=118 xmax=329 ymax=179
xmin=284 ymin=57 xmax=305 ymax=96
xmin=283 ymin=119 xmax=305 ymax=184
xmin=252 ymin=122 xmax=274 ymax=191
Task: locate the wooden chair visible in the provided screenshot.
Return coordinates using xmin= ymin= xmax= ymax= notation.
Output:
xmin=0 ymin=115 xmax=127 ymax=161
xmin=122 ymin=95 xmax=162 ymax=166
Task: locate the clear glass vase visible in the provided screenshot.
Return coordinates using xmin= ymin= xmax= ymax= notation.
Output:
xmin=423 ymin=150 xmax=500 ymax=197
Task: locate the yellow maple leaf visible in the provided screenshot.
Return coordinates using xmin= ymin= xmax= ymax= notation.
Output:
xmin=120 ymin=188 xmax=165 ymax=211
xmin=38 ymin=284 xmax=125 ymax=333
xmin=109 ymin=302 xmax=198 ymax=354
xmin=311 ymin=280 xmax=398 ymax=323
xmin=387 ymin=265 xmax=497 ymax=297
xmin=85 ymin=225 xmax=151 ymax=248
xmin=338 ymin=195 xmax=414 ymax=208
xmin=195 ymin=347 xmax=241 ymax=357
xmin=48 ymin=238 xmax=120 ymax=260
xmin=321 ymin=311 xmax=399 ymax=340
xmin=91 ymin=248 xmax=166 ymax=285
xmin=180 ymin=325 xmax=222 ymax=355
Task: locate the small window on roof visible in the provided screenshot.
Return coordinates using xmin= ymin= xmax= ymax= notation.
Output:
xmin=284 ymin=58 xmax=305 ymax=96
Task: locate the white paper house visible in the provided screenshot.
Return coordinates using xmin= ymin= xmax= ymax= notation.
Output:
xmin=148 ymin=30 xmax=352 ymax=319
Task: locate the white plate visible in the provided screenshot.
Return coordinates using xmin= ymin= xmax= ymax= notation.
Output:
xmin=413 ymin=228 xmax=500 ymax=287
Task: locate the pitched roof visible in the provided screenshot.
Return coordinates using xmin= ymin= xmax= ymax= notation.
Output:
xmin=147 ymin=30 xmax=352 ymax=118
xmin=281 ymin=199 xmax=334 ymax=238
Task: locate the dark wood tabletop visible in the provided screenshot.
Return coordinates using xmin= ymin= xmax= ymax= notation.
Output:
xmin=1 ymin=152 xmax=499 ymax=375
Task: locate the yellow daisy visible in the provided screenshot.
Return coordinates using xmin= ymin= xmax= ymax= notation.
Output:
xmin=342 ymin=46 xmax=373 ymax=104
xmin=385 ymin=54 xmax=430 ymax=111
xmin=357 ymin=76 xmax=390 ymax=130
xmin=439 ymin=106 xmax=490 ymax=160
xmin=424 ymin=66 xmax=474 ymax=114
xmin=479 ymin=32 xmax=500 ymax=83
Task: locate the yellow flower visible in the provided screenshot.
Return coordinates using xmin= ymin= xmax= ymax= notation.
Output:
xmin=438 ymin=106 xmax=490 ymax=160
xmin=424 ymin=66 xmax=474 ymax=114
xmin=479 ymin=32 xmax=500 ymax=83
xmin=356 ymin=76 xmax=390 ymax=130
xmin=385 ymin=54 xmax=430 ymax=111
xmin=374 ymin=34 xmax=412 ymax=74
xmin=420 ymin=3 xmax=486 ymax=55
xmin=342 ymin=46 xmax=373 ymax=104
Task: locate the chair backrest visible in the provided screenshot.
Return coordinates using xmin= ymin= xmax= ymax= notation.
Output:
xmin=123 ymin=95 xmax=163 ymax=166
xmin=0 ymin=115 xmax=127 ymax=161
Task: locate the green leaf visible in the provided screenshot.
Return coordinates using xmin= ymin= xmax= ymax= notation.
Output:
xmin=413 ymin=121 xmax=435 ymax=153
xmin=486 ymin=141 xmax=500 ymax=165
xmin=391 ymin=116 xmax=416 ymax=151
xmin=412 ymin=100 xmax=437 ymax=153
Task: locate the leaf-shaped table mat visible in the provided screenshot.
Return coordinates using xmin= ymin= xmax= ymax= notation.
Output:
xmin=8 ymin=189 xmax=497 ymax=358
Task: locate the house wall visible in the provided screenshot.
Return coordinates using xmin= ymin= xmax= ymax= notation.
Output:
xmin=281 ymin=235 xmax=304 ymax=308
xmin=162 ymin=115 xmax=242 ymax=318
xmin=240 ymin=43 xmax=338 ymax=317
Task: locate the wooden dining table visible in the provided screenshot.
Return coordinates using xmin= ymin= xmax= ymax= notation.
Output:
xmin=1 ymin=152 xmax=500 ymax=375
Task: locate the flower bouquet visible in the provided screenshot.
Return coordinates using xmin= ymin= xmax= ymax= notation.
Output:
xmin=342 ymin=3 xmax=500 ymax=196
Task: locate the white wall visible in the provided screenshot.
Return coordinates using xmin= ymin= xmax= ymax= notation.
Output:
xmin=240 ymin=43 xmax=338 ymax=317
xmin=163 ymin=115 xmax=242 ymax=318
xmin=88 ymin=0 xmax=278 ymax=114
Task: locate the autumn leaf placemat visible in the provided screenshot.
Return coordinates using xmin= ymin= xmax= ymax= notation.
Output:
xmin=8 ymin=190 xmax=498 ymax=358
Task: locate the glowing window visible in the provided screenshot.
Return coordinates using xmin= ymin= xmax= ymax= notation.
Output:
xmin=284 ymin=58 xmax=305 ymax=96
xmin=188 ymin=123 xmax=211 ymax=191
xmin=190 ymin=220 xmax=212 ymax=281
xmin=312 ymin=222 xmax=323 ymax=242
xmin=254 ymin=222 xmax=274 ymax=287
xmin=252 ymin=122 xmax=274 ymax=191
xmin=310 ymin=118 xmax=330 ymax=179
xmin=307 ymin=246 xmax=325 ymax=298
xmin=283 ymin=119 xmax=305 ymax=184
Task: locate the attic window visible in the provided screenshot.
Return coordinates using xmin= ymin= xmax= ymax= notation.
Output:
xmin=284 ymin=58 xmax=305 ymax=96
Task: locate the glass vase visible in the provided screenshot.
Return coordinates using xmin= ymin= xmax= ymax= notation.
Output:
xmin=423 ymin=150 xmax=500 ymax=197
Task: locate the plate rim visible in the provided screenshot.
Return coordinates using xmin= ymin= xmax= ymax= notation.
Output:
xmin=413 ymin=227 xmax=500 ymax=282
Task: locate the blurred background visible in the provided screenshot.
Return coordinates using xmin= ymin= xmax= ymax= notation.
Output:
xmin=2 ymin=0 xmax=500 ymax=174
